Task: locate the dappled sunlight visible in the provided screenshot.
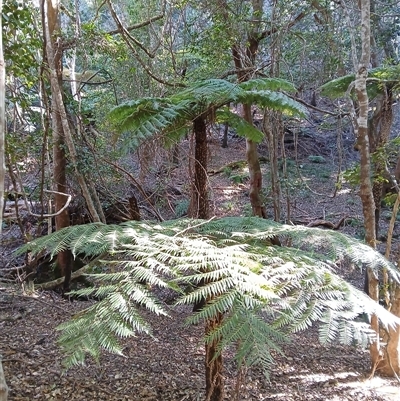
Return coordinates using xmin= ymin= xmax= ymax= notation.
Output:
xmin=337 ymin=188 xmax=352 ymax=195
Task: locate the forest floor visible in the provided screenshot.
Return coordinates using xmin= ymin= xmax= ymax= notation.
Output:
xmin=2 ymin=113 xmax=400 ymax=400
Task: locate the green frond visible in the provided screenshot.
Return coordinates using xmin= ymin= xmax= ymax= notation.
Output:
xmin=203 ymin=301 xmax=287 ymax=375
xmin=19 ymin=215 xmax=400 ymax=372
xmin=108 ymin=98 xmax=192 ymax=151
xmin=106 ymin=78 xmax=306 ymax=153
xmin=216 ymin=108 xmax=264 ymax=142
xmin=320 ymin=65 xmax=400 ymax=100
xmin=237 ymin=90 xmax=307 ymax=117
xmin=172 ymin=79 xmax=242 ymax=107
xmin=239 ymin=77 xmax=297 ymax=93
xmin=320 ymin=75 xmax=355 ymax=99
xmin=57 ymin=274 xmax=168 ymax=367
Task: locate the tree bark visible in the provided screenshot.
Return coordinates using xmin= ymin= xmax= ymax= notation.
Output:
xmin=232 ymin=40 xmax=266 ymax=217
xmin=244 ymin=105 xmax=266 ymax=217
xmin=42 ymin=0 xmax=73 ymax=292
xmin=368 ymin=89 xmax=394 ymax=236
xmin=189 ymin=115 xmax=209 ymax=219
xmin=354 ymin=0 xmax=390 ymax=373
xmin=264 ymin=111 xmax=281 ymax=221
xmin=0 ymin=0 xmax=5 ymax=236
xmin=205 ymin=312 xmax=224 ymax=401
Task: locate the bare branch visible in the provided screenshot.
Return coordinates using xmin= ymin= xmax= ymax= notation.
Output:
xmin=106 ymin=13 xmax=165 ymax=35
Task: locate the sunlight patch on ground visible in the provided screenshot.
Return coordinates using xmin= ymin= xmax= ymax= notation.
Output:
xmin=221 ymin=187 xmax=243 ymax=195
xmin=337 ymin=188 xmax=352 ymax=195
xmin=291 ymin=371 xmax=400 ymax=401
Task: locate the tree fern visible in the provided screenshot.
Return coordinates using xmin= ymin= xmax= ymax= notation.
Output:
xmin=320 ymin=65 xmax=400 ymax=100
xmin=19 ymin=217 xmax=400 ymax=373
xmin=107 ymin=78 xmax=306 ymax=151
xmin=236 ymin=90 xmax=307 ymax=117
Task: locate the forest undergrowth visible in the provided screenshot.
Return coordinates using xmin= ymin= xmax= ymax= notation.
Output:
xmin=1 ymin=115 xmax=400 ymax=400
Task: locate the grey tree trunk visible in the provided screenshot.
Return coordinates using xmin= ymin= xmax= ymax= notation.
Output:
xmin=354 ymin=0 xmax=388 ymax=373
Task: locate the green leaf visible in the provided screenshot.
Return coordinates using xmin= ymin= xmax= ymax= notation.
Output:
xmin=216 ymin=108 xmax=264 ymax=142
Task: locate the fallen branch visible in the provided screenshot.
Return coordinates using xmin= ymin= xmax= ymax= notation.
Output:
xmin=306 ymin=216 xmax=347 ymax=230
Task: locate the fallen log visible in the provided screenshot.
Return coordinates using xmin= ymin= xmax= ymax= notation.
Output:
xmin=306 ymin=216 xmax=347 ymax=230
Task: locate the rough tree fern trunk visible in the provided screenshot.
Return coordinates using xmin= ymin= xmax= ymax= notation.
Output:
xmin=205 ymin=313 xmax=224 ymax=401
xmin=189 ymin=115 xmax=209 ymax=219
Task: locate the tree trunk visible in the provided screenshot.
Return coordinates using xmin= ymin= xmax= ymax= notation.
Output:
xmin=221 ymin=122 xmax=229 ymax=149
xmin=244 ymin=105 xmax=266 ymax=217
xmin=0 ymin=0 xmax=5 ymax=237
xmin=264 ymin=110 xmax=281 ymax=221
xmin=230 ymin=0 xmax=266 ymax=219
xmin=379 ymin=284 xmax=400 ymax=375
xmin=189 ymin=115 xmax=208 ymax=219
xmin=232 ymin=41 xmax=266 ymax=218
xmin=205 ymin=313 xmax=224 ymax=401
xmin=355 ymin=0 xmax=389 ymax=373
xmin=43 ymin=0 xmax=73 ymax=292
xmin=368 ymin=89 xmax=394 ymax=236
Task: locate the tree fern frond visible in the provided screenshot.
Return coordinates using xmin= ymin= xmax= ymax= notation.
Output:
xmin=237 ymin=90 xmax=308 ymax=117
xmin=239 ymin=77 xmax=297 ymax=93
xmin=203 ymin=301 xmax=287 ymax=376
xmin=19 ymin=216 xmax=400 ymax=371
xmin=320 ymin=65 xmax=400 ymax=100
xmin=216 ymin=108 xmax=264 ymax=142
xmin=172 ymin=79 xmax=242 ymax=107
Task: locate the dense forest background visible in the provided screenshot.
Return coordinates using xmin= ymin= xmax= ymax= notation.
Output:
xmin=2 ymin=0 xmax=400 ymax=400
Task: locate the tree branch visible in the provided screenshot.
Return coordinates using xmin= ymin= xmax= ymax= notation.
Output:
xmin=258 ymin=11 xmax=307 ymax=42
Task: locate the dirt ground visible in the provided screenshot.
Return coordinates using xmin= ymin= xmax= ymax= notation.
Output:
xmin=1 ymin=115 xmax=400 ymax=400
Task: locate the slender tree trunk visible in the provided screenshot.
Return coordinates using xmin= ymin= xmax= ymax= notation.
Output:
xmin=43 ymin=0 xmax=72 ymax=292
xmin=189 ymin=116 xmax=209 ymax=219
xmin=0 ymin=0 xmax=5 ymax=236
xmin=243 ymin=104 xmax=266 ymax=217
xmin=232 ymin=41 xmax=266 ymax=218
xmin=205 ymin=312 xmax=224 ymax=401
xmin=369 ymin=89 xmax=394 ymax=236
xmin=354 ymin=0 xmax=386 ymax=372
xmin=222 ymin=122 xmax=229 ymax=149
xmin=264 ymin=110 xmax=281 ymax=221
